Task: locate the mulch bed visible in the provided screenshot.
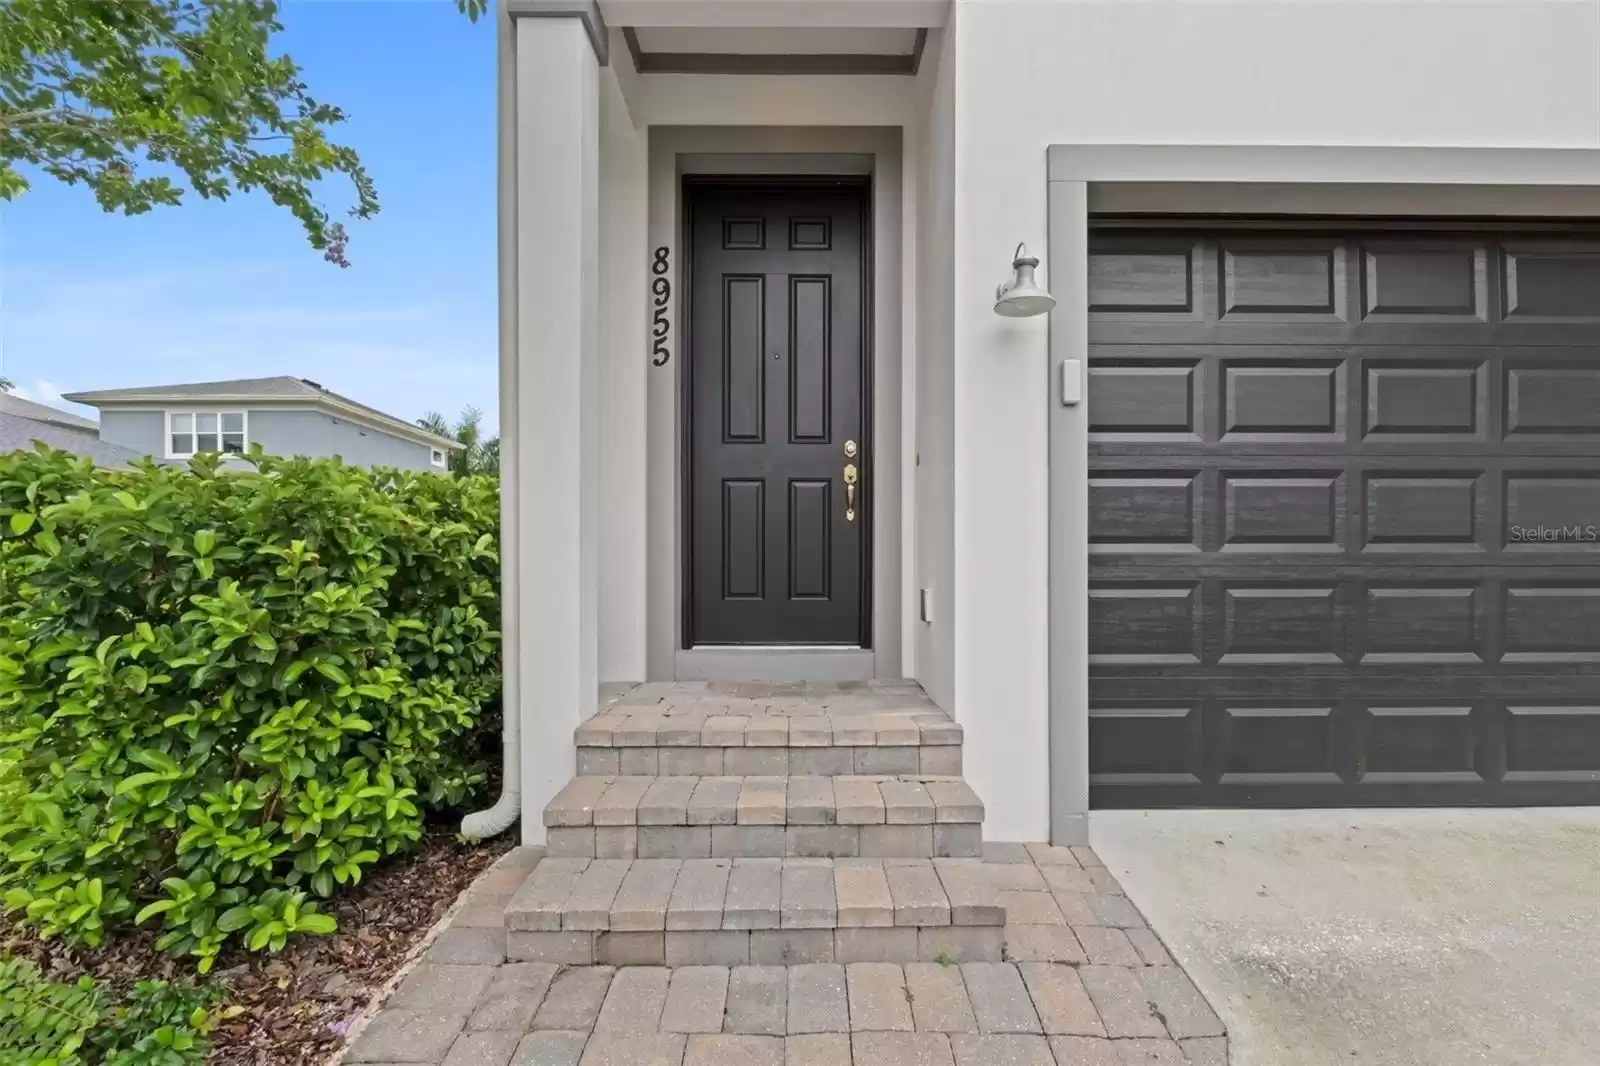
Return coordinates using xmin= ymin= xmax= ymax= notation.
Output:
xmin=2 ymin=828 xmax=514 ymax=1065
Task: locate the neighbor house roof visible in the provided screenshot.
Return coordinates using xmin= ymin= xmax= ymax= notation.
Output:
xmin=63 ymin=376 xmax=462 ymax=452
xmin=0 ymin=391 xmax=100 ymax=432
xmin=0 ymin=396 xmax=143 ymax=467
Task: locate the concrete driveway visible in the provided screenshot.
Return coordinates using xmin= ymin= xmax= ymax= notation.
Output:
xmin=1091 ymin=809 xmax=1600 ymax=1066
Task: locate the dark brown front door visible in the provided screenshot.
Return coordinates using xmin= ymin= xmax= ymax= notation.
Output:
xmin=686 ymin=183 xmax=868 ymax=646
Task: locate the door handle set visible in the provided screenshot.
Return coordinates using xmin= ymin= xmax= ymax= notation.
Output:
xmin=843 ymin=439 xmax=859 ymax=523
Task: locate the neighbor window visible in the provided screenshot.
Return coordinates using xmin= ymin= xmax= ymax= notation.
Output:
xmin=170 ymin=411 xmax=246 ymax=457
xmin=431 ymin=448 xmax=447 ymax=468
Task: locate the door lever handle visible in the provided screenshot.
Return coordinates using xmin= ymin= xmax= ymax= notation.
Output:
xmin=843 ymin=463 xmax=858 ymax=522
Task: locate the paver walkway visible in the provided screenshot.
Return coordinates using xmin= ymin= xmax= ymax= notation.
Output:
xmin=344 ymin=844 xmax=1228 ymax=1066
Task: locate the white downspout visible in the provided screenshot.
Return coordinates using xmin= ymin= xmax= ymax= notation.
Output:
xmin=463 ymin=1 xmax=520 ymax=840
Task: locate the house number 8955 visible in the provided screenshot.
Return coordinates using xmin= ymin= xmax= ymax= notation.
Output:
xmin=651 ymin=246 xmax=671 ymax=366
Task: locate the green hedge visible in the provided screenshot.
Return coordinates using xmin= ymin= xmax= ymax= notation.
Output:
xmin=0 ymin=448 xmax=499 ymax=970
xmin=0 ymin=956 xmax=220 ymax=1066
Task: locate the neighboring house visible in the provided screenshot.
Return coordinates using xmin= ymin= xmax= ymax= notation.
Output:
xmin=62 ymin=377 xmax=461 ymax=472
xmin=0 ymin=391 xmax=142 ymax=467
xmin=484 ymin=0 xmax=1600 ymax=851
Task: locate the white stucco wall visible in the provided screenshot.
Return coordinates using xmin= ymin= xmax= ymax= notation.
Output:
xmin=949 ymin=0 xmax=1600 ymax=840
xmin=598 ymin=67 xmax=650 ymax=684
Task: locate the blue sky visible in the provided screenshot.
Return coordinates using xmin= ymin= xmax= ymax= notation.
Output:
xmin=1 ymin=1 xmax=499 ymax=432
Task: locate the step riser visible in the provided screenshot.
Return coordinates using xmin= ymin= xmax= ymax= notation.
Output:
xmin=546 ymin=824 xmax=982 ymax=860
xmin=547 ymin=776 xmax=982 ymax=829
xmin=507 ymin=926 xmax=1001 ymax=965
xmin=579 ymin=744 xmax=962 ymax=777
xmin=579 ymin=715 xmax=961 ymax=752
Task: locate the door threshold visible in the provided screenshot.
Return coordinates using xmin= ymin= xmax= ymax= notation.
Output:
xmin=676 ymin=646 xmax=875 ymax=683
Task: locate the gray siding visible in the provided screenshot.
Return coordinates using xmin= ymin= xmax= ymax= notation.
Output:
xmin=95 ymin=407 xmax=440 ymax=470
xmin=97 ymin=410 xmax=167 ymax=459
xmin=246 ymin=409 xmax=436 ymax=469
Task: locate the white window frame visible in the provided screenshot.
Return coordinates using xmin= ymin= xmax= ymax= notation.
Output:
xmin=430 ymin=447 xmax=448 ymax=469
xmin=167 ymin=410 xmax=248 ymax=459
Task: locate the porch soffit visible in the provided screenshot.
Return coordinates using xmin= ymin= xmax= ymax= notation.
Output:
xmin=599 ymin=0 xmax=949 ymax=30
xmin=620 ymin=25 xmax=929 ymax=76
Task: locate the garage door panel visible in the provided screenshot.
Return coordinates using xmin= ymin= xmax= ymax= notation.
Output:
xmin=1221 ymin=358 xmax=1347 ymax=440
xmin=1220 ymin=471 xmax=1346 ymax=551
xmin=1088 ymin=224 xmax=1600 ymax=807
xmin=1505 ymin=359 xmax=1600 ymax=437
xmin=1087 ymin=702 xmax=1205 ymax=786
xmin=1501 ymin=241 xmax=1600 ymax=321
xmin=1503 ymin=704 xmax=1600 ymax=781
xmin=1087 ymin=470 xmax=1203 ymax=550
xmin=1217 ymin=239 xmax=1348 ymax=321
xmin=1088 ymin=583 xmax=1203 ymax=665
xmin=1358 ymin=239 xmax=1489 ymax=321
xmin=1361 ymin=359 xmax=1488 ymax=440
xmin=1088 ymin=360 xmax=1203 ymax=438
xmin=1088 ymin=238 xmax=1204 ymax=319
xmin=1360 ymin=469 xmax=1487 ymax=551
xmin=1358 ymin=584 xmax=1486 ymax=664
xmin=1214 ymin=702 xmax=1344 ymax=786
xmin=1218 ymin=584 xmax=1346 ymax=665
xmin=1358 ymin=703 xmax=1486 ymax=784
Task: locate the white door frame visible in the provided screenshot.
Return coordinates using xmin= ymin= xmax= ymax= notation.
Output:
xmin=645 ymin=127 xmax=908 ymax=682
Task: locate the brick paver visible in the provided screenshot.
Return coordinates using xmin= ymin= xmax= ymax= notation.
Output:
xmin=685 ymin=1034 xmax=785 ymax=1066
xmin=845 ymin=963 xmax=913 ymax=1031
xmin=353 ymin=812 xmax=1226 ymax=1066
xmin=949 ymin=1034 xmax=1054 ymax=1066
xmin=513 ymin=1031 xmax=588 ymax=1066
xmin=903 ymin=963 xmax=976 ymax=1033
xmin=727 ymin=966 xmax=789 ymax=1036
xmin=593 ymin=967 xmax=669 ymax=1034
xmin=533 ymin=968 xmax=615 ymax=1032
xmin=1017 ymin=964 xmax=1104 ymax=1037
xmin=663 ymin=966 xmax=732 ymax=1034
xmin=1137 ymin=969 xmax=1224 ymax=1040
xmin=961 ymin=962 xmax=1041 ymax=1035
xmin=442 ymin=1029 xmax=521 ymax=1066
xmin=787 ymin=964 xmax=849 ymax=1034
xmin=349 ymin=1010 xmax=467 ymax=1063
xmin=1077 ymin=967 xmax=1165 ymax=1039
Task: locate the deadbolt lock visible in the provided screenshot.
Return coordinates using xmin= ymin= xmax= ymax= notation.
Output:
xmin=844 ymin=439 xmax=858 ymax=458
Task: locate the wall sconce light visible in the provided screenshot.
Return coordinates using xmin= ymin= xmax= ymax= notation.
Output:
xmin=994 ymin=243 xmax=1056 ymax=318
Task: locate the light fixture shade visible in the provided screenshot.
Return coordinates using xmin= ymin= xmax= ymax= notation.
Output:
xmin=994 ymin=244 xmax=1056 ymax=318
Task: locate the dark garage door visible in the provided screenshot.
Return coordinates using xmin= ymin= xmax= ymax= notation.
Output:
xmin=1088 ymin=223 xmax=1600 ymax=807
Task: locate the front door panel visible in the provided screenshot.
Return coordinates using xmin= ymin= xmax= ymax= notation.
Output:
xmin=688 ymin=185 xmax=867 ymax=645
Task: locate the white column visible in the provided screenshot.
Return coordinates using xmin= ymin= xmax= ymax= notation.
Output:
xmin=597 ymin=77 xmax=648 ymax=684
xmin=1048 ymin=180 xmax=1089 ymax=846
xmin=515 ymin=14 xmax=600 ymax=845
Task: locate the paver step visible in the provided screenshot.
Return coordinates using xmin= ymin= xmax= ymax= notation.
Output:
xmin=578 ymin=740 xmax=962 ymax=777
xmin=576 ymin=706 xmax=963 ymax=777
xmin=543 ymin=775 xmax=984 ymax=859
xmin=505 ymin=857 xmax=1005 ymax=965
xmin=583 ymin=681 xmax=965 ymax=776
xmin=578 ymin=707 xmax=962 ymax=748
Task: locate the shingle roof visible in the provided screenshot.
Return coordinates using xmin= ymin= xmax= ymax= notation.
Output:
xmin=63 ymin=376 xmax=327 ymax=403
xmin=0 ymin=392 xmax=100 ymax=431
xmin=62 ymin=376 xmax=462 ymax=451
xmin=0 ymin=411 xmax=143 ymax=467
